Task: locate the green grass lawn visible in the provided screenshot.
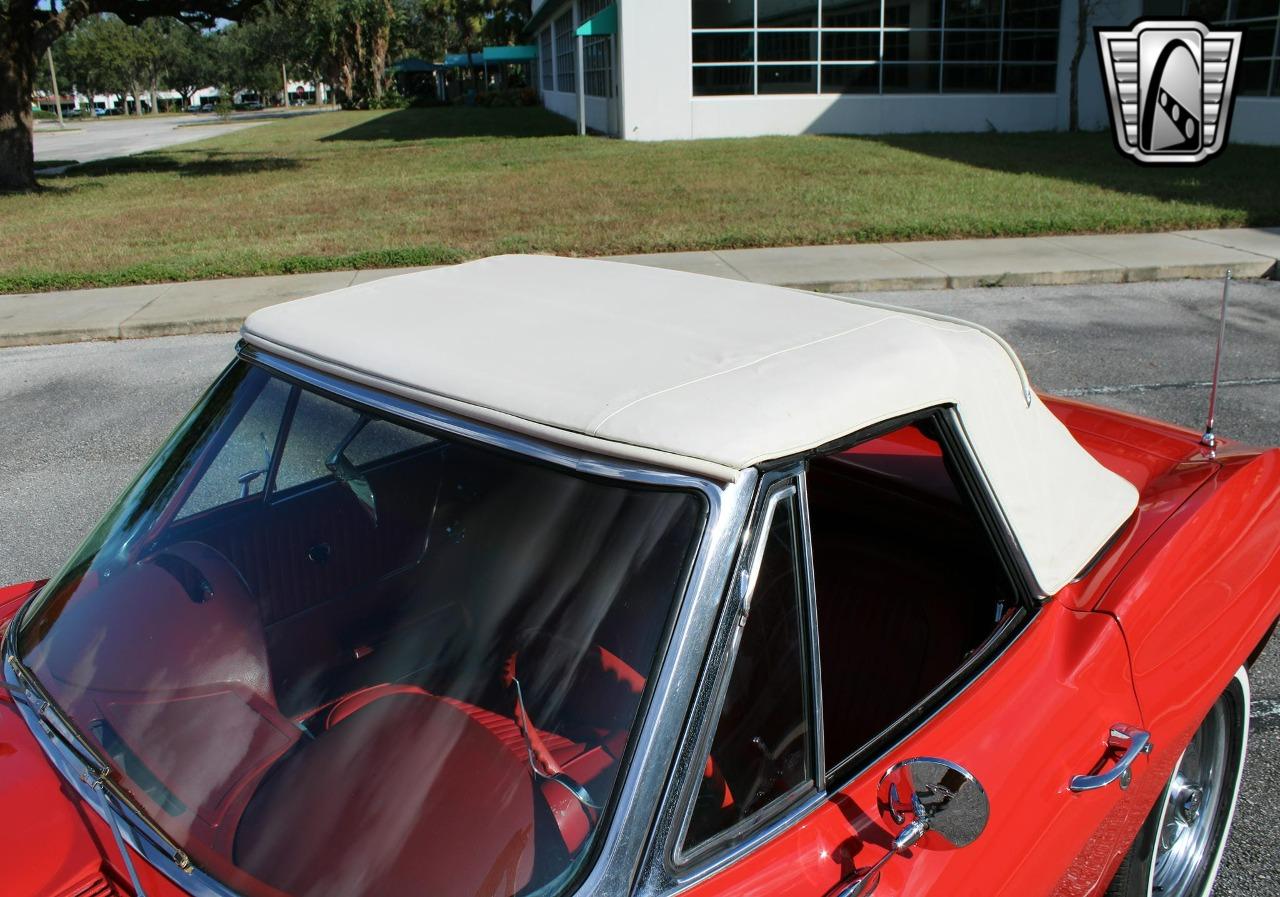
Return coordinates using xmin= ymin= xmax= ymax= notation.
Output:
xmin=3 ymin=106 xmax=1278 ymax=293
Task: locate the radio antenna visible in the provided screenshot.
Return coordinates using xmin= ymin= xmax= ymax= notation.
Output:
xmin=1201 ymin=269 xmax=1232 ymax=456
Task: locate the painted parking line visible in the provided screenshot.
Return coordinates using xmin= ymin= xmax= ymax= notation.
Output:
xmin=1058 ymin=376 xmax=1280 ymax=398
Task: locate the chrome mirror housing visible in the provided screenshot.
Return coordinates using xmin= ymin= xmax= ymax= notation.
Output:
xmin=839 ymin=757 xmax=990 ymax=897
xmin=878 ymin=757 xmax=990 ymax=850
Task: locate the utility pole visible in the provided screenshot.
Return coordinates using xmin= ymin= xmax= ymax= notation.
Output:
xmin=282 ymin=63 xmax=290 ymax=107
xmin=575 ymin=33 xmax=586 ymax=136
xmin=46 ymin=47 xmax=64 ymax=127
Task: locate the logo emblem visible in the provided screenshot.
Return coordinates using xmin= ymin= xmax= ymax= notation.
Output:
xmin=1095 ymin=20 xmax=1242 ymax=165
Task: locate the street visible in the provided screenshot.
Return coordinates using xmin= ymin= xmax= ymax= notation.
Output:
xmin=0 ymin=277 xmax=1277 ymax=893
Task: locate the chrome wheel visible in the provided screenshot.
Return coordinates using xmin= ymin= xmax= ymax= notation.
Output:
xmin=1105 ymin=668 xmax=1249 ymax=897
xmin=1150 ymin=701 xmax=1229 ymax=897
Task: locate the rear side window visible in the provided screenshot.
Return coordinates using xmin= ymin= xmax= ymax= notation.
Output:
xmin=684 ymin=489 xmax=811 ymax=853
xmin=807 ymin=417 xmax=1018 ymax=775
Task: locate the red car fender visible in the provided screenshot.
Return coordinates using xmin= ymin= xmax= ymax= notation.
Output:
xmin=0 ymin=579 xmax=44 ymax=626
xmin=1095 ymin=448 xmax=1280 ymax=814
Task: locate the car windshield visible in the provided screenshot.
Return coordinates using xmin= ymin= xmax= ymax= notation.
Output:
xmin=15 ymin=360 xmax=706 ymax=897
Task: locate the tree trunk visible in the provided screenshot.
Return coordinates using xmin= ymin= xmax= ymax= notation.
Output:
xmin=0 ymin=23 xmax=38 ymax=191
xmin=150 ymin=78 xmax=159 ymax=115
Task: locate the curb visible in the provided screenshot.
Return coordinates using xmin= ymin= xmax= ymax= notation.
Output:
xmin=2 ymin=255 xmax=1276 ymax=350
xmin=785 ymin=257 xmax=1278 ymax=294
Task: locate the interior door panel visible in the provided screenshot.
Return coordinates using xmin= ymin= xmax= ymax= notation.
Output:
xmin=170 ymin=447 xmax=446 ymax=713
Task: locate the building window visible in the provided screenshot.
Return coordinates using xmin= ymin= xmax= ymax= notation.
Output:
xmin=581 ymin=0 xmax=614 ymax=96
xmin=691 ymin=0 xmax=1063 ymax=95
xmin=555 ymin=11 xmax=576 ymax=93
xmin=1145 ymin=0 xmax=1280 ymax=96
xmin=540 ymin=28 xmax=554 ymax=91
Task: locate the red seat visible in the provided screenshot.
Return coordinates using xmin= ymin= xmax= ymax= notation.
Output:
xmin=235 ymin=692 xmax=536 ymax=897
xmin=321 ymin=683 xmax=612 ymax=853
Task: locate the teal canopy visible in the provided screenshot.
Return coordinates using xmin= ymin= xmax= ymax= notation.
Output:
xmin=389 ymin=57 xmax=442 ymax=73
xmin=576 ymin=4 xmax=617 ymax=36
xmin=444 ymin=52 xmax=485 ymax=67
xmin=482 ymin=45 xmax=538 ymax=63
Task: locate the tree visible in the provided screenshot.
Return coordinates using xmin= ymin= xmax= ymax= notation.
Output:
xmin=160 ymin=19 xmax=219 ymax=109
xmin=1 ymin=0 xmax=265 ymax=192
xmin=306 ymin=0 xmax=396 ymax=107
xmin=61 ymin=15 xmax=139 ymax=115
xmin=221 ymin=11 xmax=311 ymax=104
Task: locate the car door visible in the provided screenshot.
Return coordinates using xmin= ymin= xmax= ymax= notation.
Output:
xmin=649 ymin=410 xmax=1152 ymax=897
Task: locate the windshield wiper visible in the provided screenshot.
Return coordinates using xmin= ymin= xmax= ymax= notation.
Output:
xmin=3 ymin=652 xmax=193 ymax=887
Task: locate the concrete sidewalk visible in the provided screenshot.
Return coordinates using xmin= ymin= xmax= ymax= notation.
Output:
xmin=3 ymin=227 xmax=1278 ymax=348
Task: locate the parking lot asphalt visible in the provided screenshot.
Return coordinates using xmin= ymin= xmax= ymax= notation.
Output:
xmin=33 ymin=116 xmax=263 ymax=166
xmin=0 ymin=277 xmax=1276 ymax=893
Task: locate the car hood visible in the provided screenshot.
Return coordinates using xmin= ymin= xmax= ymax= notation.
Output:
xmin=0 ymin=685 xmax=134 ymax=896
xmin=0 ymin=583 xmax=191 ymax=897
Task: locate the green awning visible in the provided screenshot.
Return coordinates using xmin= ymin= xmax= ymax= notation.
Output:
xmin=482 ymin=45 xmax=538 ymax=63
xmin=576 ymin=3 xmax=617 ymax=36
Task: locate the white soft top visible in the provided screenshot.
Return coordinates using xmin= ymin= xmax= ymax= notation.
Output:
xmin=243 ymin=254 xmax=1137 ymax=594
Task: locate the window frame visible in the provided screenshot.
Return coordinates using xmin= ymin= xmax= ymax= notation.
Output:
xmin=659 ymin=404 xmax=1038 ymax=888
xmin=668 ymin=472 xmax=825 ymax=869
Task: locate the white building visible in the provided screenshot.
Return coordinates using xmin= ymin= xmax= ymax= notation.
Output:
xmin=526 ymin=0 xmax=1280 ymax=143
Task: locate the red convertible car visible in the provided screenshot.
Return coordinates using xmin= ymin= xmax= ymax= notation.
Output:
xmin=2 ymin=256 xmax=1277 ymax=897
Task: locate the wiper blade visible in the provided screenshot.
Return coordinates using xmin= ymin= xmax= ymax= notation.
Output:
xmin=4 ymin=653 xmax=193 ymax=875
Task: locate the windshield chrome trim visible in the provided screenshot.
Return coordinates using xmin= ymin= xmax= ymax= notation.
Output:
xmin=9 ymin=347 xmax=756 ymax=897
xmin=243 ymin=344 xmax=721 ymax=491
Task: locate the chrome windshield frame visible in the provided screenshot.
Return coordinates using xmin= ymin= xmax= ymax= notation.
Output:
xmin=5 ymin=345 xmax=758 ymax=897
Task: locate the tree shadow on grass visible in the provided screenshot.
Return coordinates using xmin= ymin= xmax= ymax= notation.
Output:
xmin=848 ymin=131 xmax=1280 ymax=226
xmin=71 ymin=150 xmax=305 ymax=178
xmin=321 ymin=106 xmax=575 ymax=142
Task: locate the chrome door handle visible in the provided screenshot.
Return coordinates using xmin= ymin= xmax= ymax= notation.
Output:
xmin=1069 ymin=724 xmax=1152 ymax=792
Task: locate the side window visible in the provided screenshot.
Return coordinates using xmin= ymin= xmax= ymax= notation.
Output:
xmin=345 ymin=418 xmax=438 ymax=467
xmin=177 ymin=376 xmax=292 ymax=519
xmin=274 ymin=391 xmax=438 ymax=493
xmin=807 ymin=416 xmax=1018 ymax=777
xmin=683 ymin=488 xmax=811 ymax=853
xmin=274 ymin=390 xmax=362 ymax=492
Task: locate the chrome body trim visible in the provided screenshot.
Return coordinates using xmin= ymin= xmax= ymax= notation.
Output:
xmin=666 ymin=479 xmax=806 ymax=867
xmin=5 ymin=346 xmax=760 ymax=897
xmin=640 ymin=468 xmax=820 ymax=891
xmin=795 ymin=469 xmax=827 ymax=790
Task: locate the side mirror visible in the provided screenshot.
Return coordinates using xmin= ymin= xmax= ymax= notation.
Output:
xmin=838 ymin=757 xmax=990 ymax=896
